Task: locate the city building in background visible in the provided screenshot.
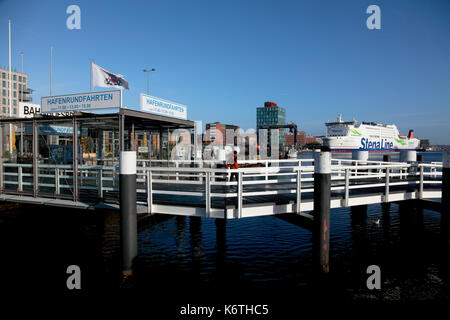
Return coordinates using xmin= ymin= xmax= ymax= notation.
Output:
xmin=420 ymin=139 xmax=430 ymax=149
xmin=285 ymin=131 xmax=306 ymax=147
xmin=205 ymin=122 xmax=240 ymax=146
xmin=306 ymin=135 xmax=318 ymax=145
xmin=0 ymin=67 xmax=33 ymax=118
xmin=237 ymin=130 xmax=257 ymax=160
xmin=256 ymin=101 xmax=286 ymax=151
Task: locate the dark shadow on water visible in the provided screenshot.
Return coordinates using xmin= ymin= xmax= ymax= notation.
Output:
xmin=0 ymin=200 xmax=449 ymax=304
xmin=0 ymin=205 xmax=123 ymax=293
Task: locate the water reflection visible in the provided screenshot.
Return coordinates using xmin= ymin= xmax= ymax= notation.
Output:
xmin=0 ymin=152 xmax=447 ymax=299
xmin=100 ymin=210 xmax=120 ymax=258
xmin=349 ymin=205 xmax=369 ymax=290
xmin=189 ymin=216 xmax=203 ymax=275
xmin=175 ymin=216 xmax=186 ymax=263
xmin=214 ymin=219 xmax=227 ymax=284
xmin=381 ymin=203 xmax=391 ymax=241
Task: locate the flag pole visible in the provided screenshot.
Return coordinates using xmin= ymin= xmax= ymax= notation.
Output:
xmin=8 ymin=20 xmax=13 ymax=154
xmin=50 ymin=46 xmax=53 ymax=95
xmin=90 ymin=59 xmax=93 ymax=91
xmin=120 ymin=87 xmax=123 ymax=109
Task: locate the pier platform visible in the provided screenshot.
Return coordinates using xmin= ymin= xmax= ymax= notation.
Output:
xmin=0 ymin=157 xmax=443 ymax=219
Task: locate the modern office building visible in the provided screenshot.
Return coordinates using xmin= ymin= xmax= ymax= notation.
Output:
xmin=256 ymin=101 xmax=286 ymax=151
xmin=0 ymin=67 xmax=32 ymax=118
xmin=205 ymin=122 xmax=240 ymax=146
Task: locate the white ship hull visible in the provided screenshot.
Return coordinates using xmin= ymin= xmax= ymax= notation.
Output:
xmin=323 ymin=115 xmax=420 ymax=153
xmin=323 ymin=136 xmax=419 ymax=152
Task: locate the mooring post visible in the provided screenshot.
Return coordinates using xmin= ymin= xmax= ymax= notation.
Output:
xmin=400 ymin=150 xmax=417 ymax=176
xmin=352 ymin=150 xmax=368 ymax=176
xmin=442 ymin=149 xmax=450 ymax=241
xmin=418 ymin=153 xmax=425 ymax=194
xmin=120 ymin=151 xmax=137 ymax=276
xmin=352 ymin=150 xmax=368 ymax=163
xmin=313 ymin=148 xmax=331 ymax=273
xmin=400 ymin=150 xmax=416 ymax=163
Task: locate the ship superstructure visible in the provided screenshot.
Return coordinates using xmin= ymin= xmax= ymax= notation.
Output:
xmin=323 ymin=114 xmax=420 ymax=152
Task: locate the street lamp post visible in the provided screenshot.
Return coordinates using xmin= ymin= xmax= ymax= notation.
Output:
xmin=142 ymin=68 xmax=155 ymax=95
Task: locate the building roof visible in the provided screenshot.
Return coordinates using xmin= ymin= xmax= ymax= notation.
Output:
xmin=0 ymin=108 xmax=195 ymax=129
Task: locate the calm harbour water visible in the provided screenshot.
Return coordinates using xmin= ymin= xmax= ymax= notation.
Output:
xmin=0 ymin=151 xmax=448 ymax=304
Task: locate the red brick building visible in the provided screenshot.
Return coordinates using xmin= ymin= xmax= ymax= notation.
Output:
xmin=305 ymin=135 xmax=317 ymax=145
xmin=285 ymin=131 xmax=307 ymax=147
xmin=205 ymin=122 xmax=240 ymax=145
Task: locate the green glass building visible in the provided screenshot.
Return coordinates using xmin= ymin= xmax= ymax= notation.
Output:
xmin=256 ymin=101 xmax=286 ymax=151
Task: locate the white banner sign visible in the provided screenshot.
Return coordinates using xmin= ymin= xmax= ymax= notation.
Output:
xmin=41 ymin=90 xmax=121 ymax=113
xmin=19 ymin=102 xmax=74 ymax=118
xmin=140 ymin=94 xmax=187 ymax=119
xmin=18 ymin=102 xmax=41 ymax=118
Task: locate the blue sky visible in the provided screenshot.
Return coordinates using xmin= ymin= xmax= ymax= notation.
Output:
xmin=0 ymin=0 xmax=449 ymax=143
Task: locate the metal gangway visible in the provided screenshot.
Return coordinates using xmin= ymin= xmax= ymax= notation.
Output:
xmin=0 ymin=157 xmax=443 ymax=219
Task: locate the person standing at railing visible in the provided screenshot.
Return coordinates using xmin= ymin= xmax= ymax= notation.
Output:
xmin=227 ymin=150 xmax=239 ymax=182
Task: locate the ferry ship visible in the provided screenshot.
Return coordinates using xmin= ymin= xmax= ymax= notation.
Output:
xmin=323 ymin=115 xmax=420 ymax=152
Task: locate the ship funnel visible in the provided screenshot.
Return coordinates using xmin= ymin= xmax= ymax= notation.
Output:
xmin=408 ymin=130 xmax=414 ymax=138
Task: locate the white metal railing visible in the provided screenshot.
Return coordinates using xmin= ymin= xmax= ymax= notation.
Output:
xmin=0 ymin=159 xmax=443 ymax=216
xmin=137 ymin=161 xmax=442 ymax=214
xmin=2 ymin=163 xmax=119 ymax=197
